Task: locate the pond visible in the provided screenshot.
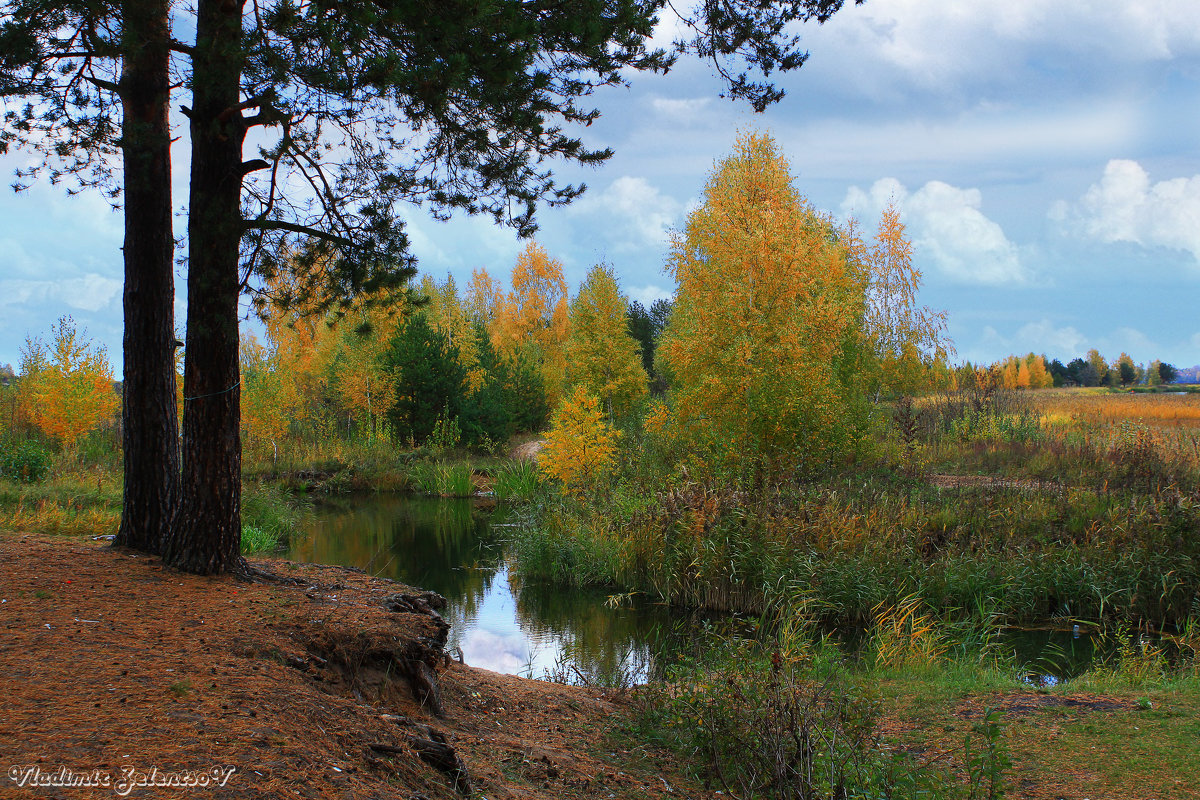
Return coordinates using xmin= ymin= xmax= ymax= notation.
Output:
xmin=288 ymin=495 xmax=1110 ymax=683
xmin=288 ymin=495 xmax=681 ymax=682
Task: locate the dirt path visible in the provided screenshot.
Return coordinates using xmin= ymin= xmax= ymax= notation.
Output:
xmin=0 ymin=533 xmax=701 ymax=800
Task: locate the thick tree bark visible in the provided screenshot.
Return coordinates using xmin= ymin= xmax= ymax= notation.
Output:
xmin=113 ymin=0 xmax=179 ymax=555
xmin=162 ymin=0 xmax=246 ymax=575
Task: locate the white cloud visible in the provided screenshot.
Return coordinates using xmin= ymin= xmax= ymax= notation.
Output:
xmin=1012 ymin=319 xmax=1087 ymax=356
xmin=647 ymin=96 xmax=713 ymax=125
xmin=571 ymin=176 xmax=682 ymax=251
xmin=1103 ymin=326 xmax=1158 ymax=358
xmin=806 ymin=0 xmax=1200 ymax=99
xmin=646 ymin=9 xmax=691 ymax=52
xmin=1055 ymin=159 xmax=1200 ymax=263
xmin=459 ymin=628 xmax=536 ymax=675
xmin=965 ymin=321 xmax=1165 ymax=364
xmin=786 ymin=102 xmax=1139 ymax=180
xmin=0 ymin=274 xmax=122 ymax=312
xmin=967 ymin=322 xmax=1079 ymax=361
xmin=842 ymin=178 xmax=1028 ymax=285
xmin=627 ymin=283 xmax=674 ymax=307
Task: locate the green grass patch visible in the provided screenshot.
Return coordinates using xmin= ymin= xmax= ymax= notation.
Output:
xmin=241 ymin=480 xmax=310 ymax=553
xmin=492 ymin=459 xmax=541 ymax=502
xmin=408 ymin=460 xmax=475 ymax=497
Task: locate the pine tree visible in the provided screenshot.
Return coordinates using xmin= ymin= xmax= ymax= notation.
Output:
xmin=4 ymin=0 xmax=863 ymax=574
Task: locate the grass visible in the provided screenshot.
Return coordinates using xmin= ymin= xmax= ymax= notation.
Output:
xmin=869 ymin=643 xmax=1200 ymax=800
xmin=0 ymin=465 xmax=122 ymax=537
xmin=241 ymin=479 xmax=311 ymax=552
xmin=654 ymin=605 xmax=1200 ymax=800
xmin=510 ymin=388 xmax=1200 ymax=627
xmin=408 ymin=460 xmax=476 ymax=497
xmin=0 ymin=464 xmax=311 ymax=552
xmin=492 ymin=459 xmax=541 ymax=501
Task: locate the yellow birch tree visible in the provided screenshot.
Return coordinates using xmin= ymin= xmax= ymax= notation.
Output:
xmin=329 ymin=302 xmax=402 ymax=440
xmin=860 ymin=200 xmax=949 ymax=397
xmin=239 ymin=331 xmax=302 ymax=459
xmin=658 ymin=132 xmax=870 ymax=479
xmin=422 ymin=275 xmax=486 ymax=393
xmin=30 ymin=316 xmax=120 ymax=449
xmin=539 ymin=385 xmax=619 ymax=493
xmin=565 ymin=264 xmax=647 ymax=423
xmin=494 ymin=242 xmax=570 ymax=407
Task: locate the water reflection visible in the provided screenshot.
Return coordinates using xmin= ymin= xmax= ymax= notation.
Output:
xmin=290 ymin=496 xmax=1120 ymax=683
xmin=289 ymin=496 xmax=678 ymax=679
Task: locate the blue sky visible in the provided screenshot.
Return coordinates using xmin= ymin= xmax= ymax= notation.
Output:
xmin=2 ymin=0 xmax=1199 ymax=372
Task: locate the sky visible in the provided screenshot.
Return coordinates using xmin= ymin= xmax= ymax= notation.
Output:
xmin=2 ymin=0 xmax=1200 ymax=372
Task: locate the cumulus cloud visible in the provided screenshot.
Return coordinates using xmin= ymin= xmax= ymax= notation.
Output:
xmin=571 ymin=176 xmax=683 ymax=251
xmin=806 ymin=0 xmax=1200 ymax=100
xmin=1052 ymin=159 xmax=1200 ymax=262
xmin=1105 ymin=326 xmax=1158 ymax=357
xmin=842 ymin=178 xmax=1029 ymax=285
xmin=969 ymin=320 xmax=1163 ymax=363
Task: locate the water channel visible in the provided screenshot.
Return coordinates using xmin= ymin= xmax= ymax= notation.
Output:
xmin=289 ymin=495 xmax=1107 ymax=684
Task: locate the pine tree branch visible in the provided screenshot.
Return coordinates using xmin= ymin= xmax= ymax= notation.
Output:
xmin=242 ymin=219 xmax=352 ymax=246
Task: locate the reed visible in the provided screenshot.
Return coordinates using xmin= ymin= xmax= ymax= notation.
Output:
xmin=408 ymin=460 xmax=475 ymax=497
xmin=492 ymin=460 xmax=541 ymax=501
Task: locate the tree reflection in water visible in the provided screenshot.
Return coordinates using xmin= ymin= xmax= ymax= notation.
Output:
xmin=289 ymin=496 xmax=686 ymax=679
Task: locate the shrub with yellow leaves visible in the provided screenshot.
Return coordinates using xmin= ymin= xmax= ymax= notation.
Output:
xmin=538 ymin=386 xmax=620 ymax=494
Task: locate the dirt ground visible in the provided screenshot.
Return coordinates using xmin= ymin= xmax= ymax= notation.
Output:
xmin=0 ymin=532 xmax=704 ymax=800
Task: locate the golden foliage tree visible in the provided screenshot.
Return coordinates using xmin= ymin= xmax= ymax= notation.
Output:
xmin=239 ymin=332 xmax=301 ymax=458
xmin=493 ymin=242 xmax=570 ymax=406
xmin=658 ymin=132 xmax=870 ymax=479
xmin=422 ymin=275 xmax=486 ymax=393
xmin=539 ymin=385 xmax=620 ymax=493
xmin=247 ymin=254 xmax=410 ymax=447
xmin=329 ymin=304 xmax=402 ymax=439
xmin=13 ymin=334 xmax=48 ymax=436
xmin=465 ymin=267 xmax=505 ymax=328
xmin=565 ymin=264 xmax=648 ymax=423
xmin=1024 ymin=353 xmax=1052 ymax=389
xmin=28 ymin=316 xmax=120 ymax=448
xmin=859 ymin=201 xmax=949 ymax=397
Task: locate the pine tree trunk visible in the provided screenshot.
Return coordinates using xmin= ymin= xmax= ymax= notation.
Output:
xmin=162 ymin=0 xmax=246 ymax=575
xmin=114 ymin=0 xmax=179 ymax=555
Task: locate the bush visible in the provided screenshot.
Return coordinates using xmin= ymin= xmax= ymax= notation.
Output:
xmin=637 ymin=619 xmax=988 ymax=799
xmin=0 ymin=441 xmax=54 ymax=483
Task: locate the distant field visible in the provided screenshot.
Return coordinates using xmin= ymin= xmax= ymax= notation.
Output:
xmin=1034 ymin=388 xmax=1200 ymax=429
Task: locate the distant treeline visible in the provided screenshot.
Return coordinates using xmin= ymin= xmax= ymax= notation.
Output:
xmin=964 ymin=349 xmax=1186 ymax=390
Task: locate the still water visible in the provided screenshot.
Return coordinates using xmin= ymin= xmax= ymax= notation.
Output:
xmin=289 ymin=496 xmax=1106 ymax=682
xmin=288 ymin=496 xmax=677 ymax=680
